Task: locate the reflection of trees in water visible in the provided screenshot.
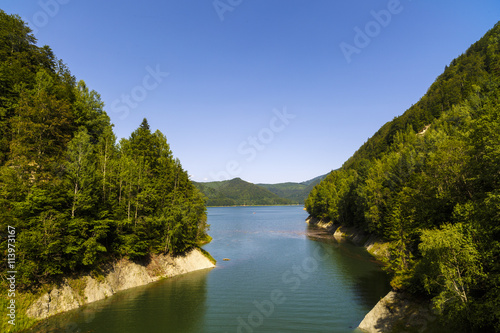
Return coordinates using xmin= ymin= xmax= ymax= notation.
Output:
xmin=305 ymin=226 xmax=391 ymax=309
xmin=351 ymin=270 xmax=392 ymax=309
xmin=27 ymin=269 xmax=211 ymax=333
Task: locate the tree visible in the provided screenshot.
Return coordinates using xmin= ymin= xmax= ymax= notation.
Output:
xmin=96 ymin=125 xmax=116 ymax=204
xmin=73 ymin=80 xmax=110 ymax=142
xmin=9 ymin=69 xmax=73 ymax=182
xmin=65 ymin=128 xmax=96 ymax=218
xmin=418 ymin=224 xmax=484 ymax=320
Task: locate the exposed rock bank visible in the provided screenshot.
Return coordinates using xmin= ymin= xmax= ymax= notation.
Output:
xmin=305 ymin=216 xmax=389 ymax=261
xmin=27 ymin=248 xmax=215 ymax=319
xmin=306 ymin=216 xmax=443 ymax=333
xmin=358 ymin=291 xmax=439 ymax=333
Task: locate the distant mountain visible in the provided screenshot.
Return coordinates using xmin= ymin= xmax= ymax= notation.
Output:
xmin=194 ymin=174 xmax=328 ymax=206
xmin=194 ymin=178 xmax=294 ymax=206
xmin=258 ymin=174 xmax=329 ymax=204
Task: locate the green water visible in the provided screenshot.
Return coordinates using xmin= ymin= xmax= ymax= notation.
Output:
xmin=29 ymin=206 xmax=390 ymax=332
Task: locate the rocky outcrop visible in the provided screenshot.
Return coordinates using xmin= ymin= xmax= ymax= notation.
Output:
xmin=26 ymin=284 xmax=83 ymax=319
xmin=27 ymin=248 xmax=215 ymax=319
xmin=358 ymin=291 xmax=438 ymax=333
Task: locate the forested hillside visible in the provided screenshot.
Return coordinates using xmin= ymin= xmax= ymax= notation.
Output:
xmin=258 ymin=174 xmax=327 ymax=204
xmin=0 ymin=11 xmax=209 ymax=291
xmin=195 ymin=175 xmax=327 ymax=206
xmin=306 ymin=22 xmax=500 ymax=332
xmin=195 ymin=178 xmax=294 ymax=206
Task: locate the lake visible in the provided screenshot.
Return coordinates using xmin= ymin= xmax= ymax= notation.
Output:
xmin=28 ymin=206 xmax=390 ymax=333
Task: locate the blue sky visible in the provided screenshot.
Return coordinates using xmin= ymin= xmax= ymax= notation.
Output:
xmin=3 ymin=1 xmax=500 ymax=183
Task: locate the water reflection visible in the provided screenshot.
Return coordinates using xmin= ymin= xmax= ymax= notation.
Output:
xmin=26 ymin=268 xmax=212 ymax=333
xmin=25 ymin=207 xmax=390 ymax=333
xmin=305 ymin=226 xmax=391 ymax=309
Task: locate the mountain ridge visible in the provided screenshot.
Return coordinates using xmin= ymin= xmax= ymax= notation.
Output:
xmin=194 ymin=174 xmax=328 ymax=206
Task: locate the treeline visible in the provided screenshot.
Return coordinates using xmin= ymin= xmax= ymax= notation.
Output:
xmin=306 ymin=22 xmax=500 ymax=331
xmin=0 ymin=11 xmax=208 ymax=290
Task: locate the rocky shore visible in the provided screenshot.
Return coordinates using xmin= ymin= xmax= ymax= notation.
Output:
xmin=358 ymin=291 xmax=439 ymax=333
xmin=305 ymin=216 xmax=389 ymax=261
xmin=26 ymin=248 xmax=215 ymax=320
xmin=306 ymin=216 xmax=442 ymax=333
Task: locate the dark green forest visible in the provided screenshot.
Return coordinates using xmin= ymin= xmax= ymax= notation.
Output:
xmin=0 ymin=11 xmax=209 ymax=291
xmin=306 ymin=22 xmax=500 ymax=331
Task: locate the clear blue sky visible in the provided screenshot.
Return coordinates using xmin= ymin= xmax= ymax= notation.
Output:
xmin=3 ymin=1 xmax=500 ymax=183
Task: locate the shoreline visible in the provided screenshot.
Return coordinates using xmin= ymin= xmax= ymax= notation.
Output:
xmin=305 ymin=216 xmax=442 ymax=333
xmin=305 ymin=216 xmax=389 ymax=262
xmin=11 ymin=248 xmax=215 ymax=332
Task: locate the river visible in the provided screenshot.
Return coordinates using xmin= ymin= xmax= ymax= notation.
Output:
xmin=28 ymin=206 xmax=390 ymax=332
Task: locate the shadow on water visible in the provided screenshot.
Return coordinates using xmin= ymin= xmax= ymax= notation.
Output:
xmin=306 ymin=225 xmax=391 ymax=309
xmin=25 ymin=268 xmax=212 ymax=333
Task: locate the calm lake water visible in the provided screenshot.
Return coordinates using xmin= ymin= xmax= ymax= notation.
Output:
xmin=28 ymin=206 xmax=390 ymax=333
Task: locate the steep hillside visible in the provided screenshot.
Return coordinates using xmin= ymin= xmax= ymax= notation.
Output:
xmin=305 ymin=22 xmax=500 ymax=332
xmin=343 ymin=23 xmax=500 ymax=169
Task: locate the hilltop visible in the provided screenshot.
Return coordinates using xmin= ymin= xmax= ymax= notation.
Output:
xmin=194 ymin=174 xmax=327 ymax=206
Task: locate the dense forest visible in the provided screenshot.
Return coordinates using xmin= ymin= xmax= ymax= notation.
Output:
xmin=194 ymin=175 xmax=326 ymax=206
xmin=0 ymin=10 xmax=209 ymax=292
xmin=258 ymin=174 xmax=327 ymax=204
xmin=306 ymin=22 xmax=500 ymax=331
xmin=194 ymin=177 xmax=294 ymax=206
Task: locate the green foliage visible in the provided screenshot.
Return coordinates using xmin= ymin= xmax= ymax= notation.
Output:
xmin=195 ymin=177 xmax=295 ymax=206
xmin=0 ymin=11 xmax=209 ymax=297
xmin=258 ymin=174 xmax=328 ymax=204
xmin=418 ymin=224 xmax=483 ymax=316
xmin=0 ymin=292 xmax=38 ymax=333
xmin=305 ymin=21 xmax=500 ymax=332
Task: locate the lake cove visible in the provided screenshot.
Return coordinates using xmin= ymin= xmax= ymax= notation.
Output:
xmin=30 ymin=206 xmax=390 ymax=333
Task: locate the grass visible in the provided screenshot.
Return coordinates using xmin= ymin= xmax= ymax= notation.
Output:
xmin=197 ymin=247 xmax=217 ymax=265
xmin=66 ymin=276 xmax=88 ymax=301
xmin=0 ymin=290 xmax=39 ymax=333
xmin=367 ymin=241 xmax=390 ymax=262
xmin=197 ymin=234 xmax=213 ymax=246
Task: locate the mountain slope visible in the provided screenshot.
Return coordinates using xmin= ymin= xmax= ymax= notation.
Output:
xmin=258 ymin=174 xmax=328 ymax=204
xmin=343 ymin=24 xmax=499 ymax=170
xmin=194 ymin=178 xmax=294 ymax=206
xmin=305 ymin=22 xmax=500 ymax=332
